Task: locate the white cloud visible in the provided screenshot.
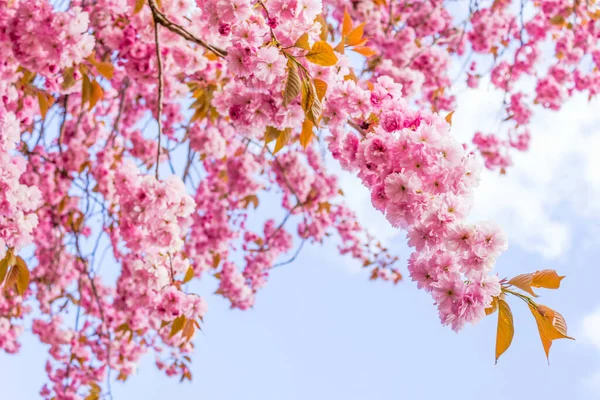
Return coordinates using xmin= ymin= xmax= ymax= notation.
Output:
xmin=452 ymin=80 xmax=600 ymax=259
xmin=581 ymin=307 xmax=600 ymax=351
xmin=579 ymin=308 xmax=600 ymax=395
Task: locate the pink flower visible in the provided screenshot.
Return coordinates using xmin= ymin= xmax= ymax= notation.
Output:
xmin=254 ymin=47 xmax=287 ymax=84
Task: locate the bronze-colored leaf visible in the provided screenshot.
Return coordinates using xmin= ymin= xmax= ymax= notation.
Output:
xmin=508 ymin=273 xmax=538 ymax=297
xmin=4 ymin=265 xmax=18 ymax=294
xmin=0 ymin=253 xmax=10 ymax=285
xmin=283 ymin=61 xmax=302 ymax=106
xmin=313 ymin=78 xmax=328 ymax=101
xmin=62 ymin=67 xmax=77 ymax=90
xmin=495 ymin=299 xmax=514 ymax=363
xmin=182 ymin=319 xmax=195 ymax=341
xmin=531 ymin=270 xmax=565 ymax=290
xmin=15 ymin=256 xmax=29 ymax=296
xmin=170 ymin=315 xmax=186 ymax=338
xmin=306 ymin=41 xmax=338 ymax=66
xmin=81 ymin=74 xmax=92 ymax=107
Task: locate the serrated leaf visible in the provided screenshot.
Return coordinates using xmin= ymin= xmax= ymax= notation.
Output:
xmin=283 ymin=61 xmax=302 ymax=106
xmin=89 ymin=80 xmax=104 ymax=110
xmin=342 ymin=9 xmax=353 ymax=36
xmin=495 ymin=299 xmax=514 ymax=363
xmin=300 ymin=119 xmax=314 ymax=149
xmin=0 ymin=253 xmax=10 ymax=285
xmin=313 ymin=78 xmax=327 ymax=101
xmin=183 ymin=266 xmax=194 ymax=283
xmin=306 ymin=41 xmax=338 ymax=66
xmin=346 ymin=23 xmax=365 ymax=46
xmin=508 ymin=273 xmax=538 ymax=297
xmin=15 ymin=256 xmax=29 ymax=296
xmin=274 ymin=128 xmax=292 ymax=154
xmin=531 ymin=270 xmax=565 ymax=289
xmin=352 ymin=46 xmax=377 ymax=57
xmin=170 ymin=315 xmax=186 ymax=338
xmin=294 ymin=33 xmax=310 ymax=50
xmin=95 ymin=62 xmax=114 ymax=80
xmin=316 ymin=15 xmax=328 ymax=41
xmin=4 ymin=265 xmax=18 ymax=294
xmin=134 ymin=0 xmax=145 ymax=13
xmin=445 ymin=110 xmax=455 ymax=126
xmin=528 ymin=303 xmax=573 ymax=361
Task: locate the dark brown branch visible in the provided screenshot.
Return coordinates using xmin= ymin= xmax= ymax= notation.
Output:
xmin=147 ymin=0 xmax=227 ymax=58
xmin=153 ymin=15 xmax=164 ymax=179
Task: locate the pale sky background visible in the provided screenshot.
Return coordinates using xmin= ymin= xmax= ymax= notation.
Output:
xmin=4 ymin=2 xmax=600 ymax=398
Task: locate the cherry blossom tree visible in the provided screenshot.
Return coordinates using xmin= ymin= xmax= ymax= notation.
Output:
xmin=0 ymin=0 xmax=583 ymax=398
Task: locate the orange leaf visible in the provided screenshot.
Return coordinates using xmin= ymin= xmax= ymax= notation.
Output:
xmin=531 ymin=270 xmax=565 ymax=289
xmin=95 ymin=62 xmax=114 ymax=80
xmin=485 ymin=296 xmax=499 ymax=316
xmin=265 ymin=126 xmax=281 ymax=145
xmin=274 ymin=128 xmax=292 ymax=154
xmin=495 ymin=299 xmax=514 ymax=363
xmin=508 ymin=273 xmax=538 ymax=297
xmin=294 ymin=33 xmax=310 ymax=51
xmin=346 ymin=23 xmax=365 ymax=46
xmin=306 ymin=41 xmax=338 ymax=66
xmin=134 ymin=0 xmax=145 ymax=13
xmin=89 ymin=80 xmax=104 ymax=110
xmin=445 ymin=110 xmax=455 ymax=126
xmin=352 ymin=46 xmax=377 ymax=57
xmin=183 ymin=266 xmax=194 ymax=283
xmin=37 ymin=91 xmax=53 ymax=120
xmin=300 ymin=119 xmax=314 ymax=149
xmin=342 ymin=9 xmax=353 ymax=36
xmin=528 ymin=303 xmax=573 ymax=362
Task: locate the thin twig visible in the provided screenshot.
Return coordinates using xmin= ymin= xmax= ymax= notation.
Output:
xmin=153 ymin=16 xmax=164 ymax=179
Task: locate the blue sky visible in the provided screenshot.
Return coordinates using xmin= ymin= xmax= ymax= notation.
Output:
xmin=2 ymin=80 xmax=600 ymax=399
